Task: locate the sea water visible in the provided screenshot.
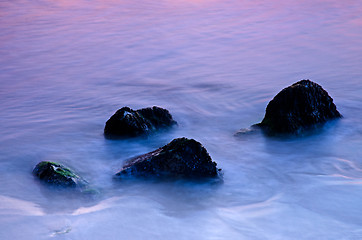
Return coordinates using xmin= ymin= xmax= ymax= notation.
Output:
xmin=1 ymin=0 xmax=362 ymax=239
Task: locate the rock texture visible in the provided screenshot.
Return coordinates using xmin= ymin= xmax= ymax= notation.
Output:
xmin=115 ymin=138 xmax=220 ymax=179
xmin=257 ymin=80 xmax=341 ymax=135
xmin=104 ymin=106 xmax=177 ymax=138
xmin=33 ymin=161 xmax=88 ymax=188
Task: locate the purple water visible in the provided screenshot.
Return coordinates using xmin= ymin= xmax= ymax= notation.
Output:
xmin=1 ymin=0 xmax=362 ymax=239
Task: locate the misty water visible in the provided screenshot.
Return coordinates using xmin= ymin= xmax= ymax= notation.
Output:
xmin=1 ymin=0 xmax=362 ymax=239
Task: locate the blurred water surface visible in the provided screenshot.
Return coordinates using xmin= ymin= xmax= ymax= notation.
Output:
xmin=1 ymin=0 xmax=362 ymax=239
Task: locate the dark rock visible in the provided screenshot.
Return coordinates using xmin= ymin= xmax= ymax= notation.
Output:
xmin=257 ymin=80 xmax=341 ymax=135
xmin=104 ymin=106 xmax=177 ymax=138
xmin=115 ymin=138 xmax=220 ymax=179
xmin=33 ymin=161 xmax=88 ymax=188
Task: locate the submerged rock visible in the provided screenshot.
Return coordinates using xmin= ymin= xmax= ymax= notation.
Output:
xmin=235 ymin=126 xmax=260 ymax=136
xmin=257 ymin=80 xmax=341 ymax=135
xmin=33 ymin=161 xmax=88 ymax=188
xmin=115 ymin=138 xmax=221 ymax=179
xmin=104 ymin=106 xmax=177 ymax=138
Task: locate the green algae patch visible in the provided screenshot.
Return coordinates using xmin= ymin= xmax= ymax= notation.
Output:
xmin=52 ymin=165 xmax=77 ymax=178
xmin=33 ymin=161 xmax=88 ymax=189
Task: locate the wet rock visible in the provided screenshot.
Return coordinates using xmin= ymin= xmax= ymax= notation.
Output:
xmin=257 ymin=80 xmax=341 ymax=135
xmin=115 ymin=138 xmax=221 ymax=179
xmin=104 ymin=106 xmax=177 ymax=138
xmin=234 ymin=126 xmax=261 ymax=140
xmin=33 ymin=161 xmax=88 ymax=188
xmin=235 ymin=126 xmax=260 ymax=136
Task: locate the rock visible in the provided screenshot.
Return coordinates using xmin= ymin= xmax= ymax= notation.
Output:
xmin=104 ymin=106 xmax=177 ymax=138
xmin=257 ymin=80 xmax=341 ymax=135
xmin=235 ymin=126 xmax=260 ymax=136
xmin=234 ymin=126 xmax=261 ymax=140
xmin=33 ymin=161 xmax=88 ymax=188
xmin=115 ymin=138 xmax=221 ymax=179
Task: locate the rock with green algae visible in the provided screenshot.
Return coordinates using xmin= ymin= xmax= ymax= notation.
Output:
xmin=104 ymin=106 xmax=177 ymax=138
xmin=33 ymin=161 xmax=88 ymax=189
xmin=256 ymin=79 xmax=342 ymax=135
xmin=115 ymin=137 xmax=221 ymax=179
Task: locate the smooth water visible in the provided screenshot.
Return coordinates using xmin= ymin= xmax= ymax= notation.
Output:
xmin=1 ymin=0 xmax=362 ymax=239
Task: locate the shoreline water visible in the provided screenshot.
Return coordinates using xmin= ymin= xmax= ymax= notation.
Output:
xmin=1 ymin=0 xmax=362 ymax=239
